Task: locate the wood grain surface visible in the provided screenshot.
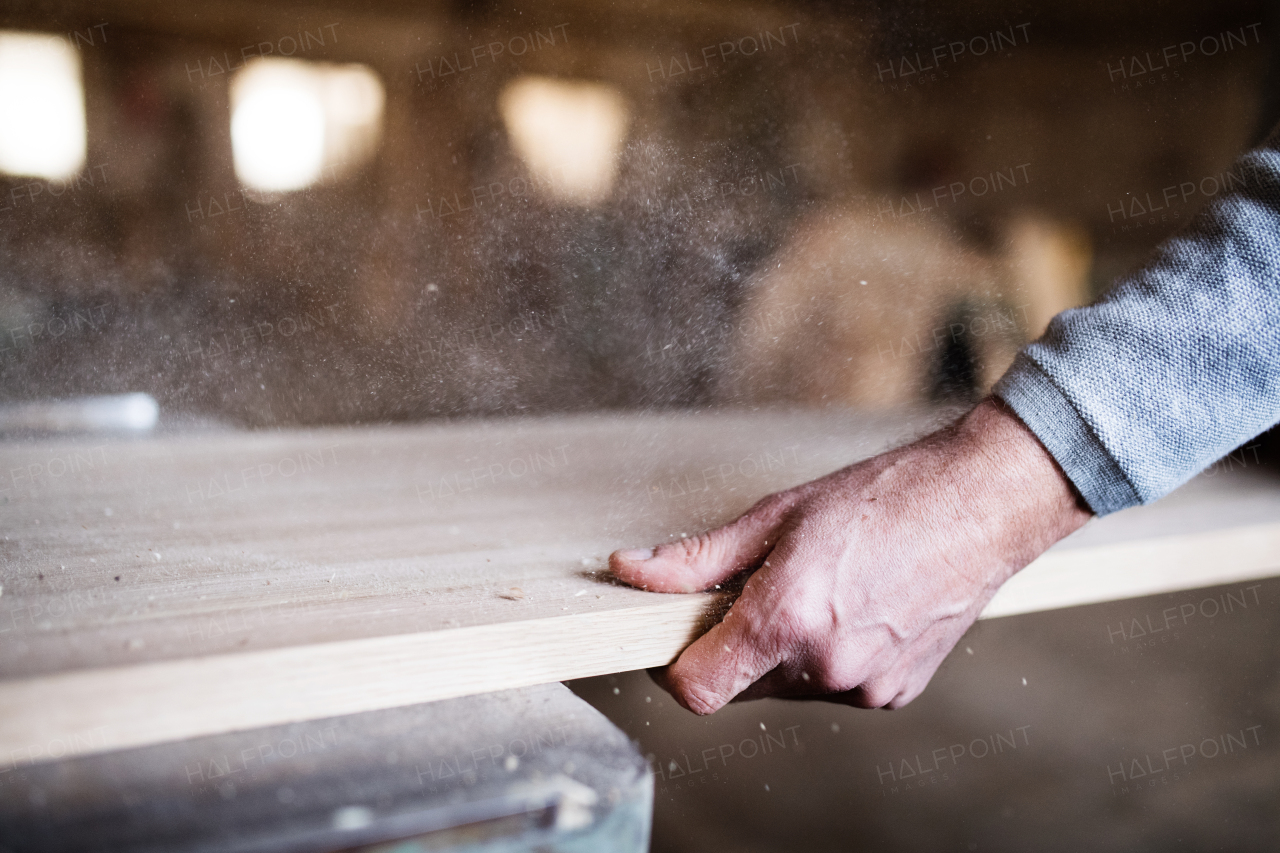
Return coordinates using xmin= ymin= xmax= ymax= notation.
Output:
xmin=2 ymin=410 xmax=1278 ymax=764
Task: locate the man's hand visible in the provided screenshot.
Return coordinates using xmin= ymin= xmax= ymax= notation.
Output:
xmin=609 ymin=398 xmax=1092 ymax=714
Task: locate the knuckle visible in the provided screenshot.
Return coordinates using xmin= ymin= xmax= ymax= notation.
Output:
xmin=653 ymin=532 xmax=714 ymax=566
xmin=763 ymin=604 xmax=801 ymax=649
xmin=807 ymin=658 xmax=848 ymax=693
xmin=732 ymin=605 xmax=778 ymax=657
xmin=749 ymin=491 xmax=798 ymax=525
xmin=855 ymin=680 xmax=898 ymax=709
xmin=796 ymin=645 xmax=854 ymax=693
xmin=773 ymin=597 xmax=825 ymax=647
xmin=885 ymin=692 xmax=914 ymax=710
xmin=886 ymin=674 xmax=930 ymax=709
xmin=677 ymin=532 xmax=715 ymax=562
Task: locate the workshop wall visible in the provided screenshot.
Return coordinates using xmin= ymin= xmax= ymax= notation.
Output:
xmin=0 ymin=0 xmax=1271 ymax=424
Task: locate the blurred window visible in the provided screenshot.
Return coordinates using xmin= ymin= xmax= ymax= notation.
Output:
xmin=0 ymin=31 xmax=87 ymax=180
xmin=499 ymin=76 xmax=628 ymax=205
xmin=230 ymin=58 xmax=384 ymax=193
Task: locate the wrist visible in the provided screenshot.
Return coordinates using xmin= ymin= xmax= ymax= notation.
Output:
xmin=951 ymin=397 xmax=1093 ymax=579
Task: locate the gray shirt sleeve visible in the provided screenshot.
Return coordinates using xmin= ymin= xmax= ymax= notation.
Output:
xmin=993 ymin=125 xmax=1280 ymax=516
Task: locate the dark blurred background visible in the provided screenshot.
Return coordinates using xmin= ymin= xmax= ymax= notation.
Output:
xmin=1 ymin=0 xmax=1275 ymax=425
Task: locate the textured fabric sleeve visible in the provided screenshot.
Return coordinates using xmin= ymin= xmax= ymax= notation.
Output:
xmin=993 ymin=124 xmax=1280 ymax=516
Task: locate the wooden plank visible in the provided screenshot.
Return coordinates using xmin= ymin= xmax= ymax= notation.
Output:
xmin=0 ymin=600 xmax=719 ymax=769
xmin=983 ymin=522 xmax=1280 ymax=618
xmin=1 ymin=411 xmax=1278 ymax=765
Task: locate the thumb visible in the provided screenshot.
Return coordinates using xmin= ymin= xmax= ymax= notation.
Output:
xmin=610 ymin=496 xmax=789 ymax=593
xmin=656 ymin=571 xmax=783 ymax=713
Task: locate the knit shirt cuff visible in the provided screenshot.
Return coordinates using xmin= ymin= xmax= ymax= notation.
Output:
xmin=993 ymin=352 xmax=1141 ymax=516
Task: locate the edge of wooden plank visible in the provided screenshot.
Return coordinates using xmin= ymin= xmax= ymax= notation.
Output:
xmin=981 ymin=521 xmax=1280 ymax=619
xmin=0 ymin=594 xmax=725 ymax=769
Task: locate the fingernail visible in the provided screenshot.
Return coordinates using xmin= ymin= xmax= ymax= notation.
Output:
xmin=617 ymin=547 xmax=655 ymax=561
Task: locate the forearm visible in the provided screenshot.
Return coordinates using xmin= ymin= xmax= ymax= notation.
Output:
xmin=995 ymin=125 xmax=1280 ymax=514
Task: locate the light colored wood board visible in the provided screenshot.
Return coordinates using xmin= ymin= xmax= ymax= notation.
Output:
xmin=1 ymin=410 xmax=1278 ymax=765
xmin=983 ymin=464 xmax=1280 ymax=616
xmin=982 ymin=521 xmax=1280 ymax=618
xmin=0 ymin=598 xmax=722 ymax=767
xmin=0 ymin=410 xmax=921 ymax=678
